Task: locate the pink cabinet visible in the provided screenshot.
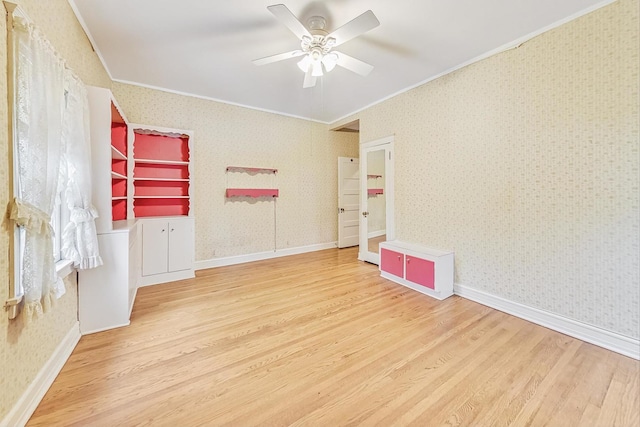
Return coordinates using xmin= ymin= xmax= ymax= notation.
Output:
xmin=379 ymin=241 xmax=454 ymax=300
xmin=381 ymin=248 xmax=404 ymax=278
xmin=405 ymin=256 xmax=435 ymax=289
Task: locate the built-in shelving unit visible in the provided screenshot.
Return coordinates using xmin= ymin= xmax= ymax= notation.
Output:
xmin=132 ymin=128 xmax=193 ymax=217
xmin=225 ymin=166 xmax=279 ymax=199
xmin=110 ymin=105 xmax=128 ymax=222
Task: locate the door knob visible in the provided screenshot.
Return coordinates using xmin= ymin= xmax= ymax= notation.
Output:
xmin=362 ymin=211 xmax=369 ymax=217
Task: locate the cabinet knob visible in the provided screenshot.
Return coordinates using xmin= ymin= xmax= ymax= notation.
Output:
xmin=171 ymin=228 xmax=175 ymax=232
xmin=397 ymin=255 xmax=401 ymax=260
xmin=161 ymin=229 xmax=166 ymax=233
xmin=407 ymin=258 xmax=411 ymax=263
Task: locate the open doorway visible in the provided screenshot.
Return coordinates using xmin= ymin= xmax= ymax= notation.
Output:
xmin=334 ymin=119 xmax=361 ymax=249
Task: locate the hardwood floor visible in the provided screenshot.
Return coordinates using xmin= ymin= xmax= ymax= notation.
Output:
xmin=29 ymin=247 xmax=639 ymax=426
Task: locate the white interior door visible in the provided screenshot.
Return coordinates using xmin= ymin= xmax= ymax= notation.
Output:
xmin=338 ymin=157 xmax=360 ymax=248
xmin=359 ymin=136 xmax=394 ymax=264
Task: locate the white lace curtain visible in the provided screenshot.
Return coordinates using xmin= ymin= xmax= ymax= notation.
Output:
xmin=9 ymin=13 xmax=102 ymax=319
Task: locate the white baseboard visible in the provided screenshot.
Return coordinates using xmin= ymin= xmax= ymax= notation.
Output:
xmin=195 ymin=242 xmax=338 ymax=270
xmin=454 ymin=284 xmax=640 ymax=360
xmin=138 ymin=269 xmax=195 ymax=287
xmin=368 ymin=230 xmax=386 ymax=239
xmin=1 ymin=322 xmax=81 ymax=427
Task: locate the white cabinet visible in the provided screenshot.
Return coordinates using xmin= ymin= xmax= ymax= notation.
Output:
xmin=78 ymin=221 xmax=139 ymax=334
xmin=379 ymin=240 xmax=454 ymax=300
xmin=139 ymin=217 xmax=194 ymax=286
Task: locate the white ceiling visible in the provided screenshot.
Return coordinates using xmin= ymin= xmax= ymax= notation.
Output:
xmin=69 ymin=0 xmax=611 ymax=123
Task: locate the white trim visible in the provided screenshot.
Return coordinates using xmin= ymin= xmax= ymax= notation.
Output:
xmin=368 ymin=230 xmax=386 ymax=239
xmin=1 ymin=323 xmax=81 ymax=427
xmin=69 ymin=0 xmax=615 ymax=125
xmin=329 ymin=0 xmax=617 ymax=125
xmin=195 ymin=242 xmax=337 ymax=270
xmin=55 ymin=259 xmax=75 ymax=279
xmin=113 ymin=78 xmax=329 ymax=125
xmin=81 ymin=321 xmax=130 ymax=336
xmin=66 ymin=0 xmax=115 ymax=81
xmin=381 ymin=271 xmax=451 ymax=301
xmin=359 ymin=136 xmax=395 ymax=265
xmin=454 ymin=283 xmax=639 ymax=360
xmin=138 ymin=269 xmax=195 ymax=287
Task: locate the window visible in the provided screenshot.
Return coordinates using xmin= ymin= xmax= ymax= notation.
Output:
xmin=5 ymin=3 xmax=101 ymax=320
xmin=51 ymin=190 xmax=70 ymax=263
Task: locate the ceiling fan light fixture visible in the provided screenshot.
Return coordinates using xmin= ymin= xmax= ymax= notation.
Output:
xmin=311 ymin=59 xmax=323 ymax=77
xmin=322 ymin=53 xmax=338 ymax=72
xmin=297 ymin=55 xmax=311 ymax=73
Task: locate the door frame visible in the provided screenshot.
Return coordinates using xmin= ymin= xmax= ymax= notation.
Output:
xmin=358 ymin=135 xmax=395 ymax=264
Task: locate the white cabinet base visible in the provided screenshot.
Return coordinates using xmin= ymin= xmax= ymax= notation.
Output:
xmin=138 ymin=269 xmax=194 ymax=287
xmin=379 ymin=240 xmax=454 ymax=301
xmin=139 ymin=217 xmax=195 ymax=287
xmin=78 ymin=221 xmax=138 ymax=334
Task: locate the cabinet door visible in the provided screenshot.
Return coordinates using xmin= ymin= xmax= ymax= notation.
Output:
xmin=405 ymin=256 xmax=435 ymax=289
xmin=142 ymin=221 xmax=169 ymax=276
xmin=168 ymin=219 xmax=193 ymax=272
xmin=381 ymin=248 xmax=404 ymax=278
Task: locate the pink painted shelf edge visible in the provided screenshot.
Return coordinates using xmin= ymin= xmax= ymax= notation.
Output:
xmin=367 ymin=188 xmax=384 ymax=195
xmin=225 ymin=188 xmax=279 ymax=198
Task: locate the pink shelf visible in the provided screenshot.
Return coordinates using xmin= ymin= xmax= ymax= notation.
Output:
xmin=226 ymin=166 xmax=278 ymax=174
xmin=226 ymin=188 xmax=279 ymax=198
xmin=367 ymin=174 xmax=382 ymax=179
xmin=368 ymin=188 xmax=384 ymax=195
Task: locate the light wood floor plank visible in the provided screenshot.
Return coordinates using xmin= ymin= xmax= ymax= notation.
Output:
xmin=27 ymin=247 xmax=639 ymax=426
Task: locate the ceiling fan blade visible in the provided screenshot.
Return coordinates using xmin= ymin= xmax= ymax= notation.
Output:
xmin=267 ymin=4 xmax=311 ymax=40
xmin=334 ymin=51 xmax=374 ymax=76
xmin=327 ymin=10 xmax=380 ymax=47
xmin=303 ymin=66 xmax=317 ymax=88
xmin=252 ymin=50 xmax=305 ymax=66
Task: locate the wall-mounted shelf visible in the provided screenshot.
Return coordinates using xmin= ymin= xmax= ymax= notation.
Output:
xmin=112 ymin=196 xmax=128 ymax=201
xmin=367 ymin=174 xmax=382 ymax=179
xmin=226 ymin=188 xmax=279 ymax=198
xmin=368 ymin=188 xmax=384 ymax=195
xmin=226 ymin=166 xmax=278 ymax=174
xmin=225 ymin=166 xmax=279 ymax=199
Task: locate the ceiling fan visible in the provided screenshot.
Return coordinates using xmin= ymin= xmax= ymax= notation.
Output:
xmin=252 ymin=4 xmax=380 ymax=88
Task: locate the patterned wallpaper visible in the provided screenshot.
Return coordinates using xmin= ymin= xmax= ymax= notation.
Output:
xmin=0 ymin=0 xmax=111 ymax=420
xmin=359 ymin=0 xmax=639 ymax=338
xmin=111 ymin=84 xmax=359 ymax=260
xmin=0 ymin=0 xmax=637 ymax=420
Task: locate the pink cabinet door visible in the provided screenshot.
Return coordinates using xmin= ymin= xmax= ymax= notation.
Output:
xmin=381 ymin=248 xmax=404 ymax=278
xmin=405 ymin=256 xmax=435 ymax=289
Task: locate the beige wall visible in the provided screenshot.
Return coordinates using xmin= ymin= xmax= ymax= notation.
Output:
xmin=357 ymin=0 xmax=639 ymax=338
xmin=1 ymin=2 xmax=356 ymax=419
xmin=1 ymin=0 xmax=637 ymax=421
xmin=112 ymin=83 xmax=359 ymax=260
xmin=0 ymin=0 xmax=111 ymax=419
